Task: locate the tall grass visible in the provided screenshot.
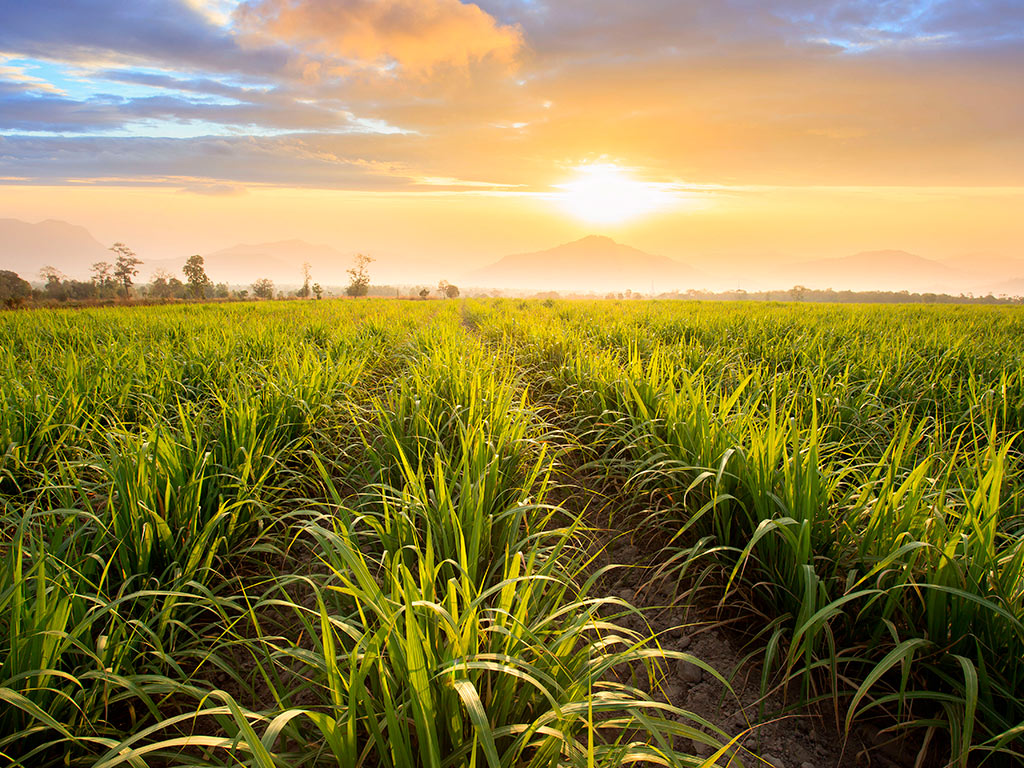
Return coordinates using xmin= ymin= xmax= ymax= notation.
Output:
xmin=3 ymin=297 xmax=1022 ymax=766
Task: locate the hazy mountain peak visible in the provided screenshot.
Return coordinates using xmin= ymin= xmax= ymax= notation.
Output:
xmin=0 ymin=218 xmax=109 ymax=279
xmin=572 ymin=234 xmax=618 ymax=246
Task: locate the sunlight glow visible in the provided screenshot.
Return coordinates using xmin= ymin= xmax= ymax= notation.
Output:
xmin=554 ymin=164 xmax=679 ymax=225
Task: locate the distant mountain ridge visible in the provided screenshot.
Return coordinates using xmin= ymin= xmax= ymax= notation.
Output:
xmin=770 ymin=249 xmax=965 ymax=294
xmin=470 ymin=235 xmax=704 ymax=292
xmin=762 ymin=249 xmax=1024 ymax=295
xmin=0 ymin=218 xmax=110 ymax=278
xmin=0 ymin=218 xmax=1020 ymax=295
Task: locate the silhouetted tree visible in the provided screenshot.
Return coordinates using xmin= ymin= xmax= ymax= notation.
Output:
xmin=312 ymin=282 xmax=323 ymax=300
xmin=183 ymin=254 xmax=212 ymax=298
xmin=252 ymin=278 xmax=275 ymax=299
xmin=346 ymin=253 xmax=373 ymax=297
xmin=38 ymin=266 xmax=65 ymax=299
xmin=299 ymin=262 xmax=312 ymax=299
xmin=110 ymin=243 xmax=142 ymax=298
xmin=418 ymin=287 xmax=430 ymax=300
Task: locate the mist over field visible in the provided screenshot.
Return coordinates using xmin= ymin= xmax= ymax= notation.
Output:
xmin=3 ymin=218 xmax=1022 ymax=298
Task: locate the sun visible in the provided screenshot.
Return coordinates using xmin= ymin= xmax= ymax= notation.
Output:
xmin=554 ymin=164 xmax=678 ymax=225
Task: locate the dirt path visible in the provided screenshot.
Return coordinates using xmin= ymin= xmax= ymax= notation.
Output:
xmin=546 ymin=463 xmax=916 ymax=768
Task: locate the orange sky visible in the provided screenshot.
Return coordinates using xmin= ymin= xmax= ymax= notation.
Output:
xmin=1 ymin=0 xmax=1022 ymax=270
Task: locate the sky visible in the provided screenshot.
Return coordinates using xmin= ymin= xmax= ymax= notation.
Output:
xmin=0 ymin=0 xmax=1022 ymax=271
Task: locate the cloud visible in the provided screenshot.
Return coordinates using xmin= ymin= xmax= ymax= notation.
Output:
xmin=0 ymin=134 xmax=424 ymax=190
xmin=478 ymin=0 xmax=1024 ymax=56
xmin=178 ymin=179 xmax=249 ymax=195
xmin=0 ymin=56 xmax=66 ymax=95
xmin=0 ymin=0 xmax=1021 ymax=192
xmin=0 ymin=0 xmax=290 ymax=76
xmin=0 ymin=86 xmax=365 ymax=133
xmin=235 ymin=0 xmax=523 ymax=76
xmin=0 ymin=84 xmax=126 ymax=132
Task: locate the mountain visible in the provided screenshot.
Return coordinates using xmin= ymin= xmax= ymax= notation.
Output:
xmin=469 ymin=235 xmax=704 ymax=293
xmin=940 ymin=253 xmax=1024 ymax=295
xmin=0 ymin=219 xmax=110 ymax=280
xmin=984 ymin=277 xmax=1024 ymax=298
xmin=942 ymin=252 xmax=1024 ymax=282
xmin=773 ymin=250 xmax=967 ymax=293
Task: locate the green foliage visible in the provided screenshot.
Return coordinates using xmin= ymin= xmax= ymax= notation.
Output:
xmin=250 ymin=277 xmax=274 ymax=299
xmin=109 ymin=242 xmax=143 ymax=299
xmin=2 ymin=298 xmax=1023 ymax=766
xmin=0 ymin=270 xmax=31 ymax=308
xmin=182 ymin=254 xmax=212 ymax=298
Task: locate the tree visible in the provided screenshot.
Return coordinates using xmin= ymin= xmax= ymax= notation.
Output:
xmin=39 ymin=265 xmax=63 ymax=285
xmin=0 ymin=270 xmax=31 ymax=308
xmin=299 ymin=262 xmax=312 ymax=299
xmin=91 ymin=261 xmax=114 ymax=297
xmin=183 ymin=254 xmax=212 ymax=299
xmin=110 ymin=243 xmax=142 ymax=298
xmin=345 ymin=253 xmax=374 ymax=298
xmin=789 ymin=284 xmax=808 ymax=302
xmin=252 ymin=278 xmax=275 ymax=299
xmin=39 ymin=266 xmax=65 ymax=299
xmin=442 ymin=282 xmax=460 ymax=299
xmin=150 ymin=269 xmax=175 ymax=299
xmin=418 ymin=287 xmax=430 ymax=300
xmin=312 ymin=282 xmax=323 ymax=300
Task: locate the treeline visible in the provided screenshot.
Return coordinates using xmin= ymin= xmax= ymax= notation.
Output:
xmin=0 ymin=247 xmax=309 ymax=308
xmin=653 ymin=286 xmax=1023 ymax=305
xmin=0 ymin=244 xmax=472 ymax=309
